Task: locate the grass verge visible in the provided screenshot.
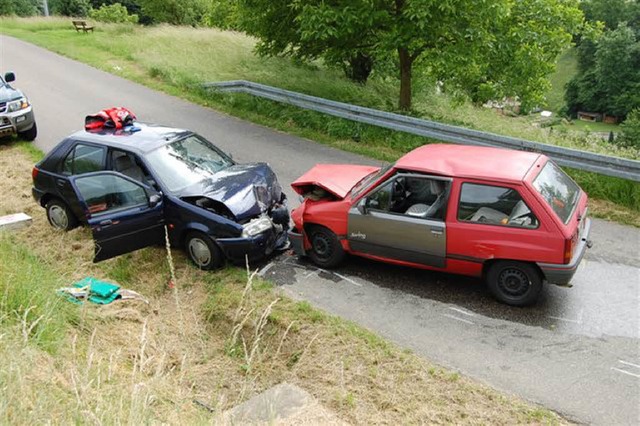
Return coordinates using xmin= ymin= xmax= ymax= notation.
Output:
xmin=0 ymin=139 xmax=567 ymax=423
xmin=0 ymin=17 xmax=638 ymax=224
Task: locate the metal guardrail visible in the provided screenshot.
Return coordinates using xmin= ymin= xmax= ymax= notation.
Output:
xmin=203 ymin=80 xmax=640 ymax=182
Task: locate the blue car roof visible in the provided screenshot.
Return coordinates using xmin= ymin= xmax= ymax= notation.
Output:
xmin=68 ymin=122 xmax=192 ymax=154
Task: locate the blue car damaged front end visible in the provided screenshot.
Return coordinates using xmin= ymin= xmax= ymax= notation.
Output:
xmin=175 ymin=162 xmax=290 ymax=263
xmin=216 ymin=206 xmax=290 ymax=262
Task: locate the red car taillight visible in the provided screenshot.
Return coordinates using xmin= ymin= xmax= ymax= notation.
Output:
xmin=564 ymin=230 xmax=578 ymax=264
xmin=31 ymin=166 xmax=39 ymax=181
xmin=563 ymin=238 xmax=573 ymax=264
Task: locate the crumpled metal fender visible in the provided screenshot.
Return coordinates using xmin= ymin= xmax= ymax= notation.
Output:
xmin=297 ymin=198 xmax=352 ymax=251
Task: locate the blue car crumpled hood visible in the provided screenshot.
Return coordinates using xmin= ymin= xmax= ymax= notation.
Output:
xmin=179 ymin=163 xmax=284 ymax=222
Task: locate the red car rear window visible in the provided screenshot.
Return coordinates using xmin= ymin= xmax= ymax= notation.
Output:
xmin=533 ymin=161 xmax=580 ymax=224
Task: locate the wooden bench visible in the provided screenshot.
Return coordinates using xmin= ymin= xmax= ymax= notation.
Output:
xmin=72 ymin=20 xmax=94 ymax=33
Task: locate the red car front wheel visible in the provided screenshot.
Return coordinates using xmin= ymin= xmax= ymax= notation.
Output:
xmin=307 ymin=225 xmax=345 ymax=268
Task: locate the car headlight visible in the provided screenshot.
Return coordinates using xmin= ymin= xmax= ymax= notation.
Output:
xmin=7 ymin=97 xmax=29 ymax=113
xmin=242 ymin=215 xmax=273 ymax=238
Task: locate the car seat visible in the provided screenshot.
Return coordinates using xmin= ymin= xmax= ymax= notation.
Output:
xmin=114 ymin=154 xmax=145 ymax=182
xmin=405 ymin=180 xmax=447 ymax=218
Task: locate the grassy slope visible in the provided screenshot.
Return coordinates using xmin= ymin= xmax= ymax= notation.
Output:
xmin=0 ymin=17 xmax=638 ymax=224
xmin=545 ymin=49 xmax=578 ymax=113
xmin=545 ymin=50 xmax=620 ymax=134
xmin=0 ymin=141 xmax=564 ymax=424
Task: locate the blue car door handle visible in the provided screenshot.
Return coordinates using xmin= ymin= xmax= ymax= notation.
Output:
xmin=56 ymin=179 xmax=66 ymax=187
xmin=99 ymin=219 xmax=113 ymax=226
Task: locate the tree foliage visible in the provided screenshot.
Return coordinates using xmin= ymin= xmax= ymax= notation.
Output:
xmin=203 ymin=0 xmax=240 ymax=30
xmin=137 ymin=0 xmax=207 ymax=26
xmin=240 ymin=0 xmax=582 ymax=111
xmin=238 ymin=0 xmax=377 ymax=83
xmin=88 ymin=0 xmax=149 ymax=23
xmin=565 ymin=0 xmax=640 ymax=119
xmin=617 ymin=108 xmax=640 ymax=149
xmin=50 ymin=0 xmax=91 ymax=17
xmin=435 ymin=0 xmax=583 ymax=112
xmin=581 ymin=0 xmax=640 ymax=32
xmin=0 ymin=0 xmax=41 ymax=16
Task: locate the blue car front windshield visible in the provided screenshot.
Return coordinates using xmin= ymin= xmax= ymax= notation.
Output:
xmin=145 ymin=134 xmax=234 ymax=192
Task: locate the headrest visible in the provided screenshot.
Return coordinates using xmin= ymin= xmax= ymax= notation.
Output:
xmin=430 ymin=180 xmax=445 ymax=195
xmin=115 ymin=155 xmax=134 ymax=171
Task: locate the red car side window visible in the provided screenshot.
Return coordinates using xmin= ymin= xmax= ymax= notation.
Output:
xmin=458 ymin=183 xmax=539 ymax=229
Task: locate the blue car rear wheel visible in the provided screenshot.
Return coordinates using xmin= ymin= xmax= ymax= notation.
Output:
xmin=46 ymin=199 xmax=77 ymax=231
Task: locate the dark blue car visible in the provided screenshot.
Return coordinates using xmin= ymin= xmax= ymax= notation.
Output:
xmin=32 ymin=122 xmax=289 ymax=269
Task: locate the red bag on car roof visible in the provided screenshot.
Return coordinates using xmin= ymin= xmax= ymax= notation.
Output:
xmin=85 ymin=107 xmax=136 ymax=131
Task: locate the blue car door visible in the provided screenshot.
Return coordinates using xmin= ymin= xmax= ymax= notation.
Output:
xmin=69 ymin=171 xmax=165 ymax=262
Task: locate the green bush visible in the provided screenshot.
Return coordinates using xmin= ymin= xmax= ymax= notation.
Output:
xmin=0 ymin=0 xmax=41 ymax=16
xmin=203 ymin=0 xmax=239 ymax=30
xmin=50 ymin=0 xmax=91 ymax=17
xmin=89 ymin=2 xmax=138 ymax=24
xmin=617 ymin=109 xmax=640 ymax=149
xmin=138 ymin=0 xmax=208 ymax=26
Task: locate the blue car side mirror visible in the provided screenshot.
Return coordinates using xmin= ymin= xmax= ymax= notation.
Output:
xmin=149 ymin=193 xmax=162 ymax=207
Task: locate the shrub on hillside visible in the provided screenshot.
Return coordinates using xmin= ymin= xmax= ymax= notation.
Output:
xmin=204 ymin=0 xmax=239 ymax=30
xmin=617 ymin=109 xmax=640 ymax=149
xmin=89 ymin=3 xmax=138 ymax=23
xmin=138 ymin=0 xmax=207 ymax=26
xmin=0 ymin=0 xmax=41 ymax=16
xmin=50 ymin=0 xmax=91 ymax=17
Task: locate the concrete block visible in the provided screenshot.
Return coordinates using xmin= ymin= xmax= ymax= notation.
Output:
xmin=0 ymin=213 xmax=32 ymax=231
xmin=224 ymin=382 xmax=346 ymax=425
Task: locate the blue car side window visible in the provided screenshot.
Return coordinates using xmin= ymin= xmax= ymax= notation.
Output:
xmin=62 ymin=144 xmax=106 ymax=175
xmin=75 ymin=174 xmax=147 ymax=215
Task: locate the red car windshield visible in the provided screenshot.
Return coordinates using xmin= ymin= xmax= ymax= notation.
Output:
xmin=351 ymin=164 xmax=392 ymax=198
xmin=533 ymin=161 xmax=580 ymax=224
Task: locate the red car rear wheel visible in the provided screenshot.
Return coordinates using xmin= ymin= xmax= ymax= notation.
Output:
xmin=486 ymin=260 xmax=543 ymax=306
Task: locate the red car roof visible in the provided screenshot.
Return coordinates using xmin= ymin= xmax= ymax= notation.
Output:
xmin=395 ymin=144 xmax=543 ymax=183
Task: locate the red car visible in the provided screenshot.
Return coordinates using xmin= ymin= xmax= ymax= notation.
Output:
xmin=288 ymin=144 xmax=592 ymax=306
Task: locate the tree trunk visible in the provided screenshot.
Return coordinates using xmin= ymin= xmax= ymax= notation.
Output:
xmin=398 ymin=47 xmax=413 ymax=110
xmin=345 ymin=53 xmax=374 ymax=83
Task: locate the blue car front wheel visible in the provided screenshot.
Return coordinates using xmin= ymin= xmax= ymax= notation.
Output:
xmin=185 ymin=231 xmax=223 ymax=270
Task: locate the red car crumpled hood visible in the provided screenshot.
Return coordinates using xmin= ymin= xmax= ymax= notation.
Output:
xmin=291 ymin=164 xmax=380 ymax=199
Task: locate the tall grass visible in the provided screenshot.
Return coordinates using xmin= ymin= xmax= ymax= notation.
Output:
xmin=0 ymin=234 xmax=76 ymax=352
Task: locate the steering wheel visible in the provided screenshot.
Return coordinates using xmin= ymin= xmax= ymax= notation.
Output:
xmin=389 ymin=179 xmax=407 ymax=212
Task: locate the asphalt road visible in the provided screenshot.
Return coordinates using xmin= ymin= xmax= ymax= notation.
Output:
xmin=2 ymin=35 xmax=639 ymax=425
